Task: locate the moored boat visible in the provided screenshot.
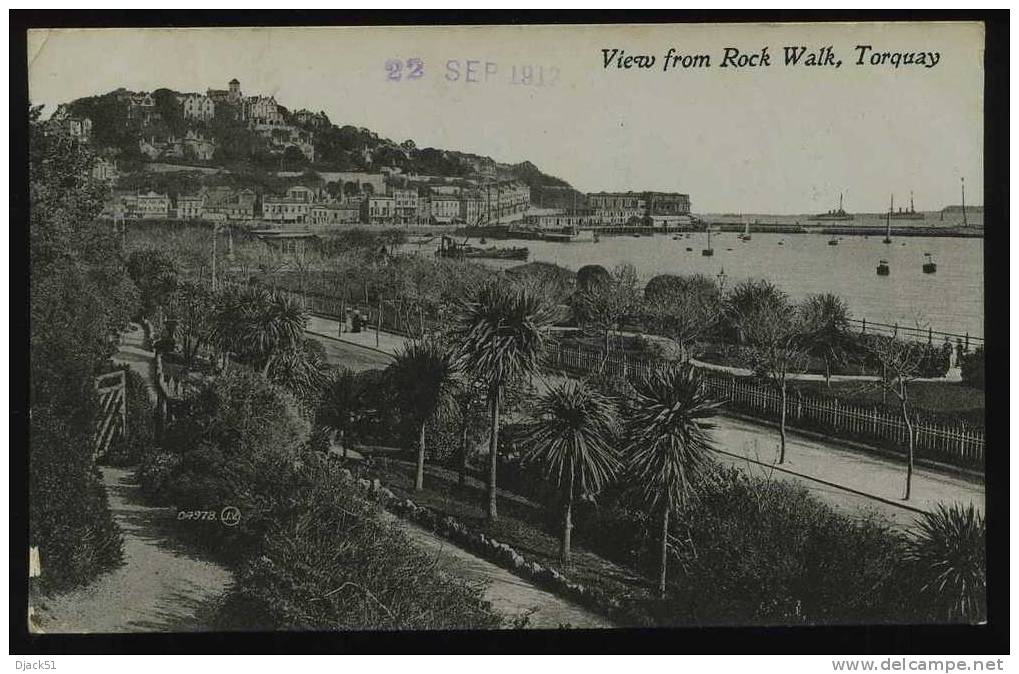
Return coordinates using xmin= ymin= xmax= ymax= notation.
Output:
xmin=922 ymin=253 xmax=937 ymax=274
xmin=876 ymin=259 xmax=890 ymax=276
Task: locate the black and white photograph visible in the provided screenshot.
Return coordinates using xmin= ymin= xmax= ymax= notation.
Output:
xmin=15 ymin=15 xmax=1003 ymax=652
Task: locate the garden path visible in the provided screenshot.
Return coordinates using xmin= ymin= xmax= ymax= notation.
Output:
xmin=31 ymin=466 xmax=234 ymax=633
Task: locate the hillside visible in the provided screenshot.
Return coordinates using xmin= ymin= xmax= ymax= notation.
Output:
xmin=57 ymin=85 xmax=574 ymax=190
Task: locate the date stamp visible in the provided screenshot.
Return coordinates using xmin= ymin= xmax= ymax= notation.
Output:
xmin=384 ymin=58 xmax=560 ymax=87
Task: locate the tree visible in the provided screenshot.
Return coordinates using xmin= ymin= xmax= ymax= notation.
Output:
xmin=450 ymin=281 xmax=554 ymax=520
xmin=572 ymin=263 xmax=642 ymax=368
xmin=213 ymin=285 xmax=307 ymax=375
xmin=522 ymin=380 xmax=620 ymax=562
xmin=164 ymin=280 xmax=215 ymax=367
xmin=643 ymin=274 xmax=723 ymax=362
xmin=30 ymin=103 xmax=138 ymax=588
xmin=317 ymin=368 xmax=382 ymax=460
xmin=388 ymin=340 xmax=461 ymax=490
xmin=451 ymin=380 xmax=489 ymax=487
xmin=575 ymin=264 xmax=610 ymax=293
xmin=728 ymin=280 xmax=808 ymax=464
xmin=126 ymin=248 xmax=179 ymax=319
xmin=266 ymin=337 xmax=330 ymax=406
xmin=624 ymin=365 xmax=720 ymax=597
xmin=801 ymin=293 xmax=856 ymax=388
xmin=865 ymin=334 xmax=927 ymax=499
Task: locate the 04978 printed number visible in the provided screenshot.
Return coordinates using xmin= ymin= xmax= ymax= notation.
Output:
xmin=386 ymin=58 xmax=425 ymax=81
xmin=177 ymin=510 xmax=218 ymax=521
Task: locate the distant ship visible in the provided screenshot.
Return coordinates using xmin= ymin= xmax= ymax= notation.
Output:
xmin=811 ymin=193 xmax=854 ymax=221
xmin=889 ymin=191 xmax=924 ymax=220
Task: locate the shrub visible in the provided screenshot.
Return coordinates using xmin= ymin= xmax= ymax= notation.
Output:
xmin=663 ymin=466 xmax=912 ymax=625
xmin=903 ymin=504 xmax=986 ymax=623
xmin=135 ymin=449 xmax=182 ymax=501
xmin=30 ymin=405 xmax=124 ymax=590
xmin=960 ymin=346 xmax=985 ymax=390
xmin=215 ymin=454 xmax=501 ymax=630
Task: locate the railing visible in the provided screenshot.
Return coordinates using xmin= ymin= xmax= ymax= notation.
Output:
xmin=849 ymin=318 xmax=982 ymax=349
xmin=92 ymin=370 xmax=126 ymax=460
xmin=542 ymin=341 xmax=985 ymax=469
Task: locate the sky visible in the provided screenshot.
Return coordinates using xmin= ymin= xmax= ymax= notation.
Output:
xmin=27 ymin=22 xmax=984 ymax=213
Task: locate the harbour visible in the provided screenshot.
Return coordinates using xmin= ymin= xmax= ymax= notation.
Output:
xmin=404 ymin=230 xmax=984 ymax=340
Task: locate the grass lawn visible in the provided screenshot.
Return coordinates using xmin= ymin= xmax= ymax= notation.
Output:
xmin=364 ymin=455 xmax=656 ymax=608
xmin=790 ymin=379 xmax=985 ymax=423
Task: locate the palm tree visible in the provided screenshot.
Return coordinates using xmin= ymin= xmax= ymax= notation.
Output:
xmin=905 ymin=504 xmax=986 ymax=622
xmin=214 ymin=285 xmax=306 ymax=375
xmin=522 ymin=379 xmax=619 ymax=562
xmin=388 ymin=339 xmax=461 ymax=490
xmin=450 ymin=281 xmax=553 ymax=520
xmin=624 ymin=365 xmax=720 ymax=597
xmin=317 ymin=368 xmax=377 ymax=461
xmin=801 ymin=293 xmax=855 ymax=388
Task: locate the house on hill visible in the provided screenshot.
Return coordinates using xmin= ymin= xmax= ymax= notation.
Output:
xmin=177 ymin=93 xmax=215 ymax=122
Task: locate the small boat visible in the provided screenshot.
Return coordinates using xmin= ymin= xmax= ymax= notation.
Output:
xmin=828 ymin=236 xmax=839 ymax=246
xmin=923 ymin=253 xmax=937 ymax=274
xmin=876 ymin=259 xmax=890 ymax=276
xmin=593 ymin=233 xmax=600 ymax=243
xmin=685 ymin=247 xmax=693 ymax=252
xmin=479 ymin=237 xmax=487 ymax=245
xmin=778 ymin=241 xmax=784 ymax=246
xmin=725 ymin=248 xmax=733 ymax=251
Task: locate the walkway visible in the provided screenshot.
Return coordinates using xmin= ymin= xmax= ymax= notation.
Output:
xmin=387 ymin=514 xmax=612 ymax=629
xmin=307 ymin=314 xmax=410 ymax=356
xmin=32 ymin=467 xmax=234 ymax=633
xmin=707 ymin=416 xmax=983 ymax=528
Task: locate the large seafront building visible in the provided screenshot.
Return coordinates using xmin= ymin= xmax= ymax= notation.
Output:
xmin=586 ymin=190 xmax=691 ymax=226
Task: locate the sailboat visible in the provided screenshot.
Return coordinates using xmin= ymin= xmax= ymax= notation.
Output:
xmin=883 ymin=194 xmax=893 ymax=244
xmin=741 ymin=218 xmax=751 ymax=242
xmin=701 ymin=226 xmax=714 ymax=256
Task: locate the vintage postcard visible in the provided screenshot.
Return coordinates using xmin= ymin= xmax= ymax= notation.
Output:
xmin=24 ymin=20 xmax=987 ymax=638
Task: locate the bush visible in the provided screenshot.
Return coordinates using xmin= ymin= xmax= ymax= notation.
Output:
xmin=515 ymin=459 xmax=921 ymax=625
xmin=664 ymin=466 xmax=912 ymax=625
xmin=903 ymin=504 xmax=986 ymax=623
xmin=960 ymin=346 xmax=985 ymax=390
xmin=215 ymin=455 xmax=501 ymax=630
xmin=30 ymin=406 xmax=124 ymax=590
